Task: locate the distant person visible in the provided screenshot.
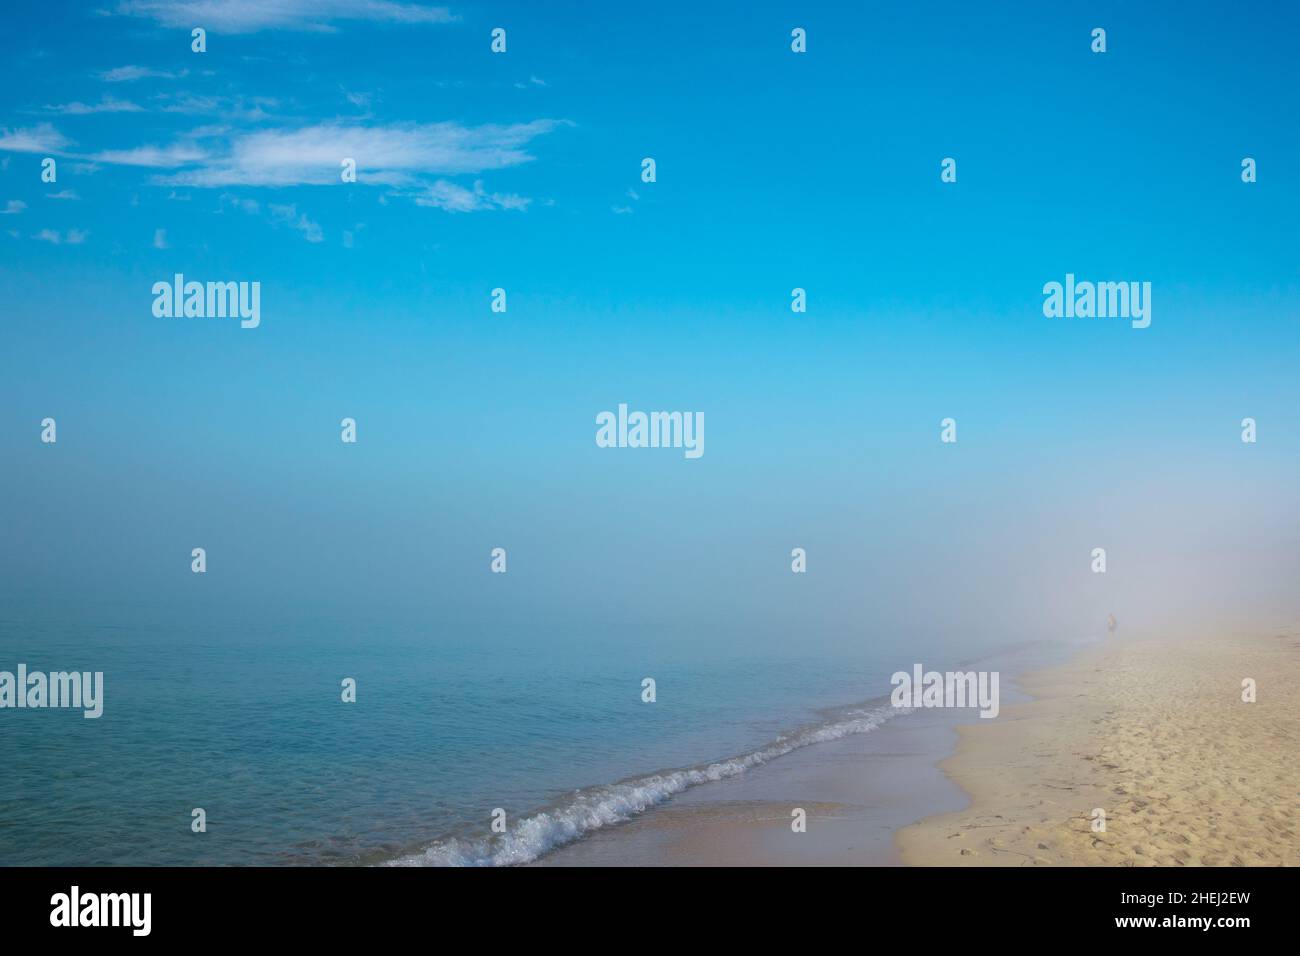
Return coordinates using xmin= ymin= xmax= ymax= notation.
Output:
xmin=1107 ymin=614 xmax=1117 ymax=638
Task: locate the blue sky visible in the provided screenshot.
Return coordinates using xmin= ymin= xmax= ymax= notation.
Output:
xmin=1 ymin=1 xmax=1297 ymax=651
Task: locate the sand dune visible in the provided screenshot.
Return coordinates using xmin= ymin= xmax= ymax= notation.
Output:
xmin=899 ymin=631 xmax=1299 ymax=866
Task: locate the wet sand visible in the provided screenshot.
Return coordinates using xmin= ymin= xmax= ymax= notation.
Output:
xmin=535 ymin=642 xmax=1070 ymax=866
xmin=536 ymin=706 xmax=974 ymax=866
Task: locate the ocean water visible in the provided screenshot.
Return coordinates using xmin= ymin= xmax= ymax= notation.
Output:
xmin=0 ymin=615 xmax=1062 ymax=867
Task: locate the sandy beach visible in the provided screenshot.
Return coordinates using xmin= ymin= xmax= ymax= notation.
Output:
xmin=899 ymin=631 xmax=1299 ymax=867
xmin=533 ymin=633 xmax=1299 ymax=867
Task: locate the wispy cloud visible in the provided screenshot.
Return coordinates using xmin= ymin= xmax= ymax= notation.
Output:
xmin=343 ymin=89 xmax=374 ymax=110
xmin=415 ymin=179 xmax=530 ymax=212
xmin=43 ymin=95 xmax=144 ymax=115
xmin=613 ymin=187 xmax=641 ymax=214
xmin=98 ymin=65 xmax=188 ymax=82
xmin=268 ymin=203 xmax=324 ymax=242
xmin=32 ymin=227 xmax=88 ymax=244
xmin=2 ymin=200 xmax=27 ymax=215
xmin=89 ymin=143 xmax=210 ymax=167
xmin=153 ymin=228 xmax=168 ymax=248
xmin=2 ymin=115 xmax=564 ymax=213
xmin=152 ymin=119 xmax=569 ymax=187
xmin=218 ymin=193 xmax=261 ymax=215
xmin=115 ymin=0 xmax=458 ymax=33
xmin=0 ymin=124 xmax=73 ymax=154
xmin=47 ymin=189 xmax=80 ymax=200
xmin=220 ymin=194 xmax=322 ymax=241
xmin=154 ymin=93 xmax=278 ymax=121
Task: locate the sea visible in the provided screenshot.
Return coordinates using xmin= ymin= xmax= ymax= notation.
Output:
xmin=0 ymin=613 xmax=1083 ymax=866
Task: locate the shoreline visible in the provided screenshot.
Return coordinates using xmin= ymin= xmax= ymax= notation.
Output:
xmin=898 ymin=630 xmax=1299 ymax=866
xmin=540 ymin=631 xmax=1299 ymax=867
xmin=533 ymin=640 xmax=1077 ymax=866
xmin=534 ymin=704 xmax=970 ymax=866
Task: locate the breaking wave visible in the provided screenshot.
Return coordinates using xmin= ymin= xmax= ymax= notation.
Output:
xmin=385 ymin=698 xmax=905 ymax=867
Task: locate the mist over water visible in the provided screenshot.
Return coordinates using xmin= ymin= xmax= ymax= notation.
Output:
xmin=3 ymin=335 xmax=1297 ymax=865
xmin=0 ymin=615 xmax=939 ymax=866
xmin=3 ymin=366 xmax=1297 ymax=865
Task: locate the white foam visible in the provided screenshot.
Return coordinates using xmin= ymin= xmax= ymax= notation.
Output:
xmin=385 ymin=701 xmax=904 ymax=867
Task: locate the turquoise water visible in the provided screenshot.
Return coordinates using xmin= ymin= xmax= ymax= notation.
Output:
xmin=1 ymin=614 xmax=988 ymax=866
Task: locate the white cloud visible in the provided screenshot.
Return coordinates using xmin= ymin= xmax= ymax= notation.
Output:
xmin=44 ymin=96 xmax=144 ymax=115
xmin=153 ymin=119 xmax=568 ymax=187
xmin=221 ymin=193 xmax=322 ymax=241
xmin=155 ymin=93 xmax=278 ymax=121
xmin=219 ymin=193 xmax=261 ymax=215
xmin=614 ymin=186 xmax=642 ymax=213
xmin=99 ymin=65 xmax=187 ymax=82
xmin=0 ymin=124 xmax=73 ymax=154
xmin=32 ymin=228 xmax=87 ymax=244
xmin=115 ymin=0 xmax=458 ymax=32
xmin=47 ymin=189 xmax=80 ymax=200
xmin=415 ymin=179 xmax=530 ymax=213
xmin=268 ymin=203 xmax=323 ymax=242
xmin=3 ymin=117 xmax=561 ymax=215
xmin=153 ymin=228 xmax=168 ymax=248
xmin=2 ymin=200 xmax=26 ymax=214
xmin=90 ymin=143 xmax=209 ymax=167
